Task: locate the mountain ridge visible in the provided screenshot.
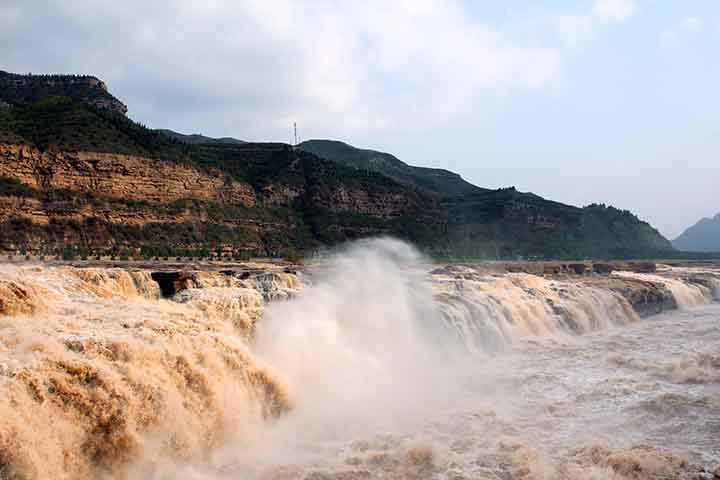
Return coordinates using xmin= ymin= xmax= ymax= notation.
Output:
xmin=156 ymin=129 xmax=246 ymax=145
xmin=298 ymin=139 xmax=484 ymax=197
xmin=0 ymin=70 xmax=676 ymax=259
xmin=298 ymin=138 xmax=673 ymax=258
xmin=673 ymin=213 xmax=720 ymax=252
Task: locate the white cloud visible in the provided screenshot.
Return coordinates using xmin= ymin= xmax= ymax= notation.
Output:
xmin=662 ymin=16 xmax=706 ymax=44
xmin=593 ymin=0 xmax=637 ymax=22
xmin=2 ymin=0 xmax=568 ymax=140
xmin=681 ymin=16 xmax=704 ymax=33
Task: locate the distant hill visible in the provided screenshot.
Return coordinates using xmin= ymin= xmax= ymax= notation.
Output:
xmin=673 ymin=214 xmax=720 ymax=252
xmin=299 ymin=139 xmax=672 ymax=258
xmin=157 ymin=129 xmax=245 ymax=145
xmin=0 ymin=70 xmax=676 ymax=260
xmin=298 ymin=139 xmax=483 ymax=197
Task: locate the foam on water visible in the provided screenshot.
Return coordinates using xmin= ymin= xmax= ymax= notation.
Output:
xmin=0 ymin=265 xmax=291 ymax=479
xmin=434 ymin=270 xmax=639 ymax=354
xmin=0 ymin=240 xmax=718 ymax=479
xmin=612 ymin=270 xmax=713 ymax=308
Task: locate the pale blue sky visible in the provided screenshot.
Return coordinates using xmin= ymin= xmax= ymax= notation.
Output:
xmin=2 ymin=0 xmax=718 ymax=237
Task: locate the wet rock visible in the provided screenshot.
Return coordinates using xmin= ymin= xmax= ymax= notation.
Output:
xmin=430 ymin=267 xmax=452 ymax=276
xmin=578 ymin=276 xmax=677 ymax=317
xmin=543 ymin=265 xmax=562 ymax=275
xmin=150 ymin=271 xmax=194 ymax=297
xmin=249 ymin=272 xmax=301 ymax=301
xmin=685 ymin=276 xmax=719 ymax=294
xmin=630 ymin=261 xmax=657 ymax=273
xmin=150 ymin=270 xmax=239 ymax=297
xmin=568 ymin=263 xmax=588 ymax=275
xmin=592 ymin=263 xmax=614 ymax=274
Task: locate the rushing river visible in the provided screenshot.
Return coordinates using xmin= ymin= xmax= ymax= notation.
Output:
xmin=165 ymin=307 xmax=720 ymax=480
xmin=0 ymin=239 xmax=718 ymax=479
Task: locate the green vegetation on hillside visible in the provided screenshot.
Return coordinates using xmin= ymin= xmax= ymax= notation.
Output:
xmin=298 ymin=140 xmax=674 ymax=259
xmin=0 ymin=96 xmax=186 ymax=156
xmin=156 ymin=129 xmax=245 ymax=145
xmin=0 ymin=98 xmax=431 ymax=256
xmin=0 ymin=75 xmax=677 ymax=259
xmin=0 ymin=176 xmax=35 ymax=197
xmin=191 ymin=142 xmax=413 ymax=197
xmin=298 ymin=139 xmax=483 ymax=197
xmin=0 ymin=99 xmax=411 ymax=197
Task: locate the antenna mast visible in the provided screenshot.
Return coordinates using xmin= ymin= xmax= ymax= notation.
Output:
xmin=293 ymin=122 xmax=298 ymax=146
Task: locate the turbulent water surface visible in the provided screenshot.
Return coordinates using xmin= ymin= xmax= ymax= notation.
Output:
xmin=0 ymin=239 xmax=719 ymax=479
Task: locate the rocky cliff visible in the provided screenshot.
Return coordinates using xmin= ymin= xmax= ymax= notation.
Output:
xmin=0 ymin=70 xmax=127 ymax=115
xmin=0 ymin=143 xmax=255 ymax=204
xmin=0 ymin=139 xmax=425 ymax=256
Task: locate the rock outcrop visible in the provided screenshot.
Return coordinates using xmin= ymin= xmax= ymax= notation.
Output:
xmin=0 ymin=143 xmax=256 ymax=205
xmin=579 ymin=275 xmax=677 ymax=317
xmin=0 ymin=140 xmax=423 ymax=254
xmin=0 ymin=71 xmax=127 ymax=115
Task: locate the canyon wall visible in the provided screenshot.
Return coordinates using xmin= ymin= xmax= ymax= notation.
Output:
xmin=0 ymin=142 xmax=421 ymax=254
xmin=0 ymin=143 xmax=256 ymax=205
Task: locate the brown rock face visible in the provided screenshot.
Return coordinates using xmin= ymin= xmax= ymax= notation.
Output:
xmin=314 ymin=187 xmax=412 ymax=219
xmin=0 ymin=143 xmax=256 ymax=205
xmin=0 ymin=141 xmax=422 ymax=253
xmin=592 ymin=263 xmax=614 ymax=274
xmin=0 ymin=142 xmax=274 ymax=251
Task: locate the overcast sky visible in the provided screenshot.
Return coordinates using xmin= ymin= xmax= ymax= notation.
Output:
xmin=2 ymin=0 xmax=718 ymax=238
